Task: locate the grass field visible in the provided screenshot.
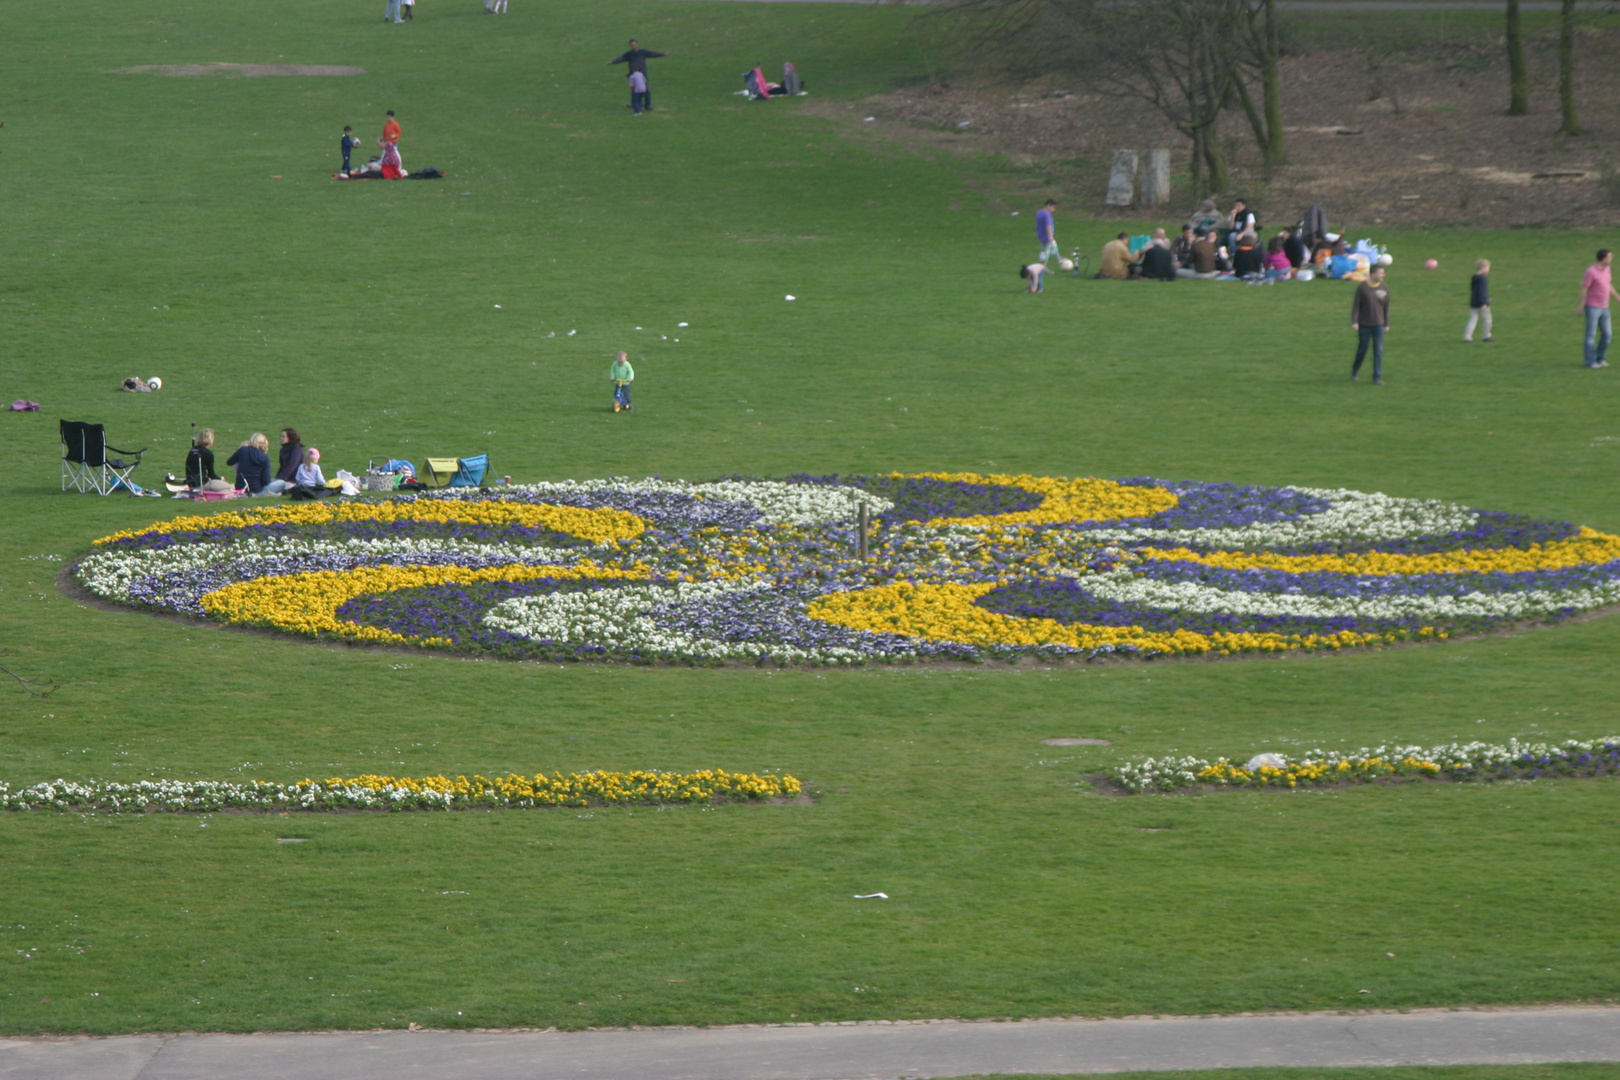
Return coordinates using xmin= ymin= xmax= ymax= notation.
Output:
xmin=1 ymin=0 xmax=1618 ymax=1038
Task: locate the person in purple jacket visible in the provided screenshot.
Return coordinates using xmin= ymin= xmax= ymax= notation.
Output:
xmin=1035 ymin=199 xmax=1058 ymax=265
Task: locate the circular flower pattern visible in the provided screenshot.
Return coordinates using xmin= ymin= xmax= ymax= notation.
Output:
xmin=74 ymin=474 xmax=1620 ymax=665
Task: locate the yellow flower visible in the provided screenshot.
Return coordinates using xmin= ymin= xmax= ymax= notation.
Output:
xmin=894 ymin=472 xmax=1178 ymax=527
xmin=200 ymin=562 xmax=644 ymax=641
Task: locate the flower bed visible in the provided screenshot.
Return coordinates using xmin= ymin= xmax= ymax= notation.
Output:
xmin=1109 ymin=737 xmax=1620 ymax=793
xmin=74 ymin=473 xmax=1620 ymax=664
xmin=0 ymin=769 xmax=801 ymax=813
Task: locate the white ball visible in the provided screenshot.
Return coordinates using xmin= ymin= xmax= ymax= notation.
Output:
xmin=1058 ymin=258 xmax=1075 ymax=272
xmin=784 ymin=294 xmax=796 ymax=301
xmin=146 ymin=377 xmax=162 ymax=390
xmin=1377 ymin=253 xmax=1393 ymax=267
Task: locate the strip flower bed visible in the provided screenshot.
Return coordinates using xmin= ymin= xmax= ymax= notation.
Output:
xmin=0 ymin=769 xmax=801 ymax=813
xmin=73 ymin=472 xmax=1620 ymax=664
xmin=1110 ymin=737 xmax=1620 ymax=793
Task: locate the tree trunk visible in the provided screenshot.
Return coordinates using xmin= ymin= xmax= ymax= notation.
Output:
xmin=1203 ymin=127 xmax=1231 ymax=193
xmin=1189 ymin=127 xmax=1207 ymax=196
xmin=1506 ymin=0 xmax=1528 ymax=115
xmin=1558 ymin=0 xmax=1579 ymax=135
xmin=1261 ymin=0 xmax=1285 ymax=162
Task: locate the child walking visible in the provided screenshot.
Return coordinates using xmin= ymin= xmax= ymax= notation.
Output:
xmin=1465 ymin=259 xmax=1493 ymax=342
xmin=340 ymin=126 xmax=360 ymax=174
xmin=610 ymin=351 xmax=635 ymax=412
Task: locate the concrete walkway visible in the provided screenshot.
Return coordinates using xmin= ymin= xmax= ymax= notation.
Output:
xmin=3 ymin=1006 xmax=1619 ymax=1080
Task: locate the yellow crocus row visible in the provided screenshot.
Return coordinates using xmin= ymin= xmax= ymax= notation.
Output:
xmin=1142 ymin=527 xmax=1620 ymax=576
xmin=806 ymin=582 xmax=1412 ymax=656
xmin=291 ymin=768 xmax=801 ymax=805
xmin=200 ymin=562 xmax=644 ymax=642
xmin=900 ymin=473 xmax=1179 ymax=527
xmin=96 ymin=499 xmax=646 ymax=545
xmin=1195 ymin=755 xmax=1441 ymax=788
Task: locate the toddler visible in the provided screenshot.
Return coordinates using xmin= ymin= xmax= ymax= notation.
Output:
xmin=1020 ymin=263 xmax=1047 ymax=294
xmin=341 ymin=125 xmax=360 ymax=174
xmin=1465 ymin=259 xmax=1493 ymax=342
xmin=609 ymin=351 xmax=635 ymax=412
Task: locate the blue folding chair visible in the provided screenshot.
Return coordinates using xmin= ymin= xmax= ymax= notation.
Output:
xmin=449 ymin=454 xmax=489 ymax=487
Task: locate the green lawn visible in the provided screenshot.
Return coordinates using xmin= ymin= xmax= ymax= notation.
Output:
xmin=1 ymin=0 xmax=1618 ymax=1037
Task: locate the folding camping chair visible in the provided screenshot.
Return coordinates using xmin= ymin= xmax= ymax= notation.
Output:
xmin=420 ymin=454 xmax=490 ymax=489
xmin=61 ymin=420 xmax=146 ymax=495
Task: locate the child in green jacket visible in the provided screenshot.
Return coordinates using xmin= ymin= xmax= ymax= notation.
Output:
xmin=610 ymin=352 xmax=635 ymax=412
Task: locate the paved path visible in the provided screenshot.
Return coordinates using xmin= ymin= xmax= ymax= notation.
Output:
xmin=3 ymin=1006 xmax=1619 ymax=1080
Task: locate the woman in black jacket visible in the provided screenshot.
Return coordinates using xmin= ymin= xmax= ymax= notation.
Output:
xmin=184 ymin=428 xmax=230 ymax=491
xmin=276 ymin=428 xmax=304 ymax=487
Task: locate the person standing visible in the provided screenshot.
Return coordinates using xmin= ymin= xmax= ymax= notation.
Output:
xmin=382 ymin=110 xmax=403 ymax=174
xmin=1035 ymin=199 xmax=1058 ymax=265
xmin=607 ymin=39 xmax=668 ymax=111
xmin=385 ymin=0 xmax=403 ymax=23
xmin=610 ymin=351 xmax=635 ymax=412
xmin=1351 ymin=265 xmax=1391 ymax=385
xmin=1464 ymin=259 xmax=1493 ymax=343
xmin=1581 ymin=249 xmax=1618 ymax=368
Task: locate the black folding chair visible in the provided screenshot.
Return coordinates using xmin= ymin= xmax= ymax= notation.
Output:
xmin=61 ymin=420 xmax=146 ymax=496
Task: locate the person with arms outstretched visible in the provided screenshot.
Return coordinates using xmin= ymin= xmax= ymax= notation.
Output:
xmin=607 ymin=39 xmax=668 ymax=112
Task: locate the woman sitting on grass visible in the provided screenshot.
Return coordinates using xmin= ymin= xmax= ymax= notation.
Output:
xmin=274 ymin=428 xmax=303 ymax=489
xmin=184 ymin=429 xmax=232 ymax=492
xmin=225 ymin=432 xmax=274 ymax=495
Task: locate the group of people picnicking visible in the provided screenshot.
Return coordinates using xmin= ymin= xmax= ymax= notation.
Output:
xmin=174 ymin=428 xmax=324 ymax=498
xmin=336 ymin=111 xmax=408 ymax=179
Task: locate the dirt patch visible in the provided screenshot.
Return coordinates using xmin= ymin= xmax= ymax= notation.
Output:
xmin=114 ymin=63 xmax=364 ymax=77
xmin=813 ymin=20 xmax=1620 ymax=228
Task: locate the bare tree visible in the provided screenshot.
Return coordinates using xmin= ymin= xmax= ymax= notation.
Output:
xmin=1235 ymin=0 xmax=1286 ymax=166
xmin=935 ymin=0 xmax=1257 ymax=195
xmin=1506 ymin=0 xmax=1528 ymax=115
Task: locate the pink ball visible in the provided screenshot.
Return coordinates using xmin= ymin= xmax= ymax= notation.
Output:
xmin=1425 ymin=258 xmax=1439 ymax=270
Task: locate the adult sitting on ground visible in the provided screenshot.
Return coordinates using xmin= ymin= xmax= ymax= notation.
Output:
xmin=1232 ymin=232 xmax=1265 ymax=277
xmin=1281 ymin=226 xmax=1307 ymax=269
xmin=1188 ymin=199 xmax=1222 ymax=233
xmin=1099 ymin=232 xmax=1141 ymax=280
xmin=347 ymin=138 xmax=403 ymax=179
xmin=1171 ymin=225 xmax=1195 ymax=271
xmin=274 ymin=428 xmax=303 ymax=490
xmin=226 ymin=433 xmax=274 ymax=495
xmin=1176 ymin=227 xmax=1219 ymax=279
xmin=1140 ymin=228 xmax=1177 ymax=282
xmin=184 ymin=429 xmax=232 ymax=492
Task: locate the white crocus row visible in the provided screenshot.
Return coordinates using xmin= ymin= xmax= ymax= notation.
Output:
xmin=482 ymin=580 xmax=872 ymax=662
xmin=76 ymin=538 xmax=584 ymax=602
xmin=1111 ymin=736 xmax=1620 ymax=793
xmin=0 ymin=778 xmax=458 ymax=813
xmin=513 ymin=478 xmax=892 ymax=526
xmin=1075 ymin=569 xmax=1620 ymax=621
xmin=1080 ymin=488 xmax=1480 ymax=549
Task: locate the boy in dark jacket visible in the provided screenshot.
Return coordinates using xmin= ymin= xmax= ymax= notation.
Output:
xmin=1465 ymin=259 xmax=1493 ymax=342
